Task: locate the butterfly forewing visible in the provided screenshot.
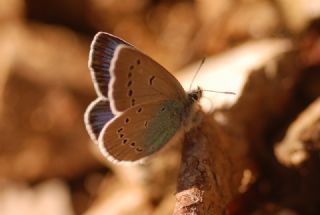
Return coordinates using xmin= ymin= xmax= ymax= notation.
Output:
xmin=89 ymin=32 xmax=187 ymax=114
xmin=98 ymin=99 xmax=184 ymax=163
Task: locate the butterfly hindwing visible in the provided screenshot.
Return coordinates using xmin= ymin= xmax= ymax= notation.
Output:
xmin=89 ymin=32 xmax=187 ymax=114
xmin=84 ymin=98 xmax=115 ymax=143
xmin=98 ymin=99 xmax=185 ymax=164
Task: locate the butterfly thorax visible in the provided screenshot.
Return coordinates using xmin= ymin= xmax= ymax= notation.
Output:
xmin=187 ymin=86 xmax=202 ymax=103
xmin=182 ymin=87 xmax=202 ymax=131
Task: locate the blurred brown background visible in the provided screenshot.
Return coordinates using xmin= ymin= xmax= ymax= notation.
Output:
xmin=0 ymin=0 xmax=320 ymax=214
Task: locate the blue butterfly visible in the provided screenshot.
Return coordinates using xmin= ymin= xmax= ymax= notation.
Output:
xmin=84 ymin=32 xmax=202 ymax=164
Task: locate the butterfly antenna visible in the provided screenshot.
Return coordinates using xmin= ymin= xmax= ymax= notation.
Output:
xmin=189 ymin=58 xmax=206 ymax=91
xmin=202 ymin=89 xmax=236 ymax=95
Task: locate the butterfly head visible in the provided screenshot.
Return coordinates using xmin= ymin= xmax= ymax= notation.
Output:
xmin=188 ymin=86 xmax=202 ymax=102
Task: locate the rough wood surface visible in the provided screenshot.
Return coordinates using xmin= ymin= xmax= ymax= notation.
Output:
xmin=173 ymin=115 xmax=246 ymax=214
xmin=174 ymin=47 xmax=305 ymax=214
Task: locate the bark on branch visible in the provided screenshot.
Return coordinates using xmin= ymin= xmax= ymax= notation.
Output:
xmin=173 ymin=115 xmax=249 ymax=214
xmin=174 ymin=45 xmax=304 ymax=214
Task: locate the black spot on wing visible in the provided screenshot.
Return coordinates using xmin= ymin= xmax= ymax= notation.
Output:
xmin=149 ymin=76 xmax=155 ymax=85
xmin=124 ymin=117 xmax=130 ymax=124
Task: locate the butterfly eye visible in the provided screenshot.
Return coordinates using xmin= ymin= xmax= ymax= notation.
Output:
xmin=137 ymin=107 xmax=142 ymax=113
xmin=119 ymin=134 xmax=124 ymax=138
xmin=122 ymin=139 xmax=128 ymax=144
xmin=127 ymin=80 xmax=132 ymax=87
xmin=131 ymin=99 xmax=135 ymax=106
xmin=128 ymin=89 xmax=133 ymax=97
xmin=125 ymin=118 xmax=130 ymax=124
xmin=161 ymin=107 xmax=166 ymax=112
xmin=117 ymin=128 xmax=124 ymax=133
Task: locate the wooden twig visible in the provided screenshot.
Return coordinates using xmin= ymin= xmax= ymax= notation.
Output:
xmin=174 ymin=43 xmax=304 ymax=214
xmin=173 ymin=114 xmax=249 ymax=214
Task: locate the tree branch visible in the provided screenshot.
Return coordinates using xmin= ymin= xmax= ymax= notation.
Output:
xmin=174 ymin=114 xmax=249 ymax=214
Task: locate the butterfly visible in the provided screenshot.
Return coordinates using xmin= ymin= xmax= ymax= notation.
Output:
xmin=84 ymin=32 xmax=202 ymax=164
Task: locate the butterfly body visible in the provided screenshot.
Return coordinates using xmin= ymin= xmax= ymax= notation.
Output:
xmin=84 ymin=32 xmax=201 ymax=164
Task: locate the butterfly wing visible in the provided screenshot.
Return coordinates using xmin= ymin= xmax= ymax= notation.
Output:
xmin=88 ymin=33 xmax=129 ymax=98
xmin=98 ymin=99 xmax=185 ymax=164
xmin=89 ymin=32 xmax=187 ymax=114
xmin=84 ymin=98 xmax=114 ymax=143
